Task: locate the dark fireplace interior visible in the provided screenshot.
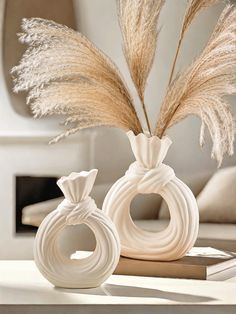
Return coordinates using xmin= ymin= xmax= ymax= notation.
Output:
xmin=15 ymin=176 xmax=63 ymax=233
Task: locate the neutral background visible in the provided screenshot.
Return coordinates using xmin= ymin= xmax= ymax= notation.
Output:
xmin=73 ymin=0 xmax=236 ymax=183
xmin=0 ymin=0 xmax=235 ymax=259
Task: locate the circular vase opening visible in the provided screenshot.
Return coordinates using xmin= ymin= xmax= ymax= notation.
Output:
xmin=57 ymin=223 xmax=96 ymax=260
xmin=130 ymin=193 xmax=170 ymax=232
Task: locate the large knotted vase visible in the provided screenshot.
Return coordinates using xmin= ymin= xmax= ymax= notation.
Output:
xmin=34 ymin=169 xmax=120 ymax=288
xmin=103 ymin=131 xmax=199 ymax=261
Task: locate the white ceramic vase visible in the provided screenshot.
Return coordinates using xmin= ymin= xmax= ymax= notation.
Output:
xmin=34 ymin=169 xmax=120 ymax=288
xmin=103 ymin=131 xmax=199 ymax=261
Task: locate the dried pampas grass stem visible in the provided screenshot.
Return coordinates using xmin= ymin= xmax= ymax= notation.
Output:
xmin=117 ymin=0 xmax=165 ymax=134
xmin=156 ymin=5 xmax=236 ymax=165
xmin=168 ymin=0 xmax=219 ymax=86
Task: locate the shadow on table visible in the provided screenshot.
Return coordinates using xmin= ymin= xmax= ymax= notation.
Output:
xmin=0 ymin=283 xmax=216 ymax=303
xmin=58 ymin=283 xmax=216 ymax=303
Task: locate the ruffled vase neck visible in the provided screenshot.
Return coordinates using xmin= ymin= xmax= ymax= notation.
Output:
xmin=127 ymin=131 xmax=172 ymax=169
xmin=57 ymin=169 xmax=98 ymax=203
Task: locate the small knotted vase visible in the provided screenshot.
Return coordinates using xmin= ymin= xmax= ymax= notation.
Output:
xmin=103 ymin=131 xmax=199 ymax=261
xmin=34 ymin=169 xmax=120 ymax=288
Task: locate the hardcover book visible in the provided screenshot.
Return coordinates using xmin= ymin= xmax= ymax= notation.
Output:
xmin=114 ymin=247 xmax=236 ymax=281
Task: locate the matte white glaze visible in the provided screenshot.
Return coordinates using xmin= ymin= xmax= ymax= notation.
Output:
xmin=103 ymin=131 xmax=199 ymax=261
xmin=34 ymin=169 xmax=120 ymax=288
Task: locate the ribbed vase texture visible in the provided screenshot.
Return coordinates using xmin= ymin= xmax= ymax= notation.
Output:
xmin=34 ymin=169 xmax=120 ymax=288
xmin=103 ymin=131 xmax=199 ymax=261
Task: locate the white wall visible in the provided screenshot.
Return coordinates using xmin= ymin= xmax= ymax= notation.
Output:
xmin=0 ymin=0 xmax=235 ymax=259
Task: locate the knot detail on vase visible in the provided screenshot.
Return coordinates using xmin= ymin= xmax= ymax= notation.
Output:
xmin=126 ymin=161 xmax=175 ymax=193
xmin=57 ymin=197 xmax=97 ymax=225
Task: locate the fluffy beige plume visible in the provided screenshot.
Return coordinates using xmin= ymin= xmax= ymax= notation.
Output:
xmin=12 ymin=18 xmax=143 ymax=141
xmin=117 ymin=0 xmax=165 ymax=134
xmin=155 ymin=5 xmax=236 ymax=166
xmin=168 ymin=0 xmax=219 ymax=85
xmin=183 ymin=0 xmax=220 ymax=34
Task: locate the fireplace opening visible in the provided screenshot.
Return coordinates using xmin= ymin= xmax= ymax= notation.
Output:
xmin=15 ymin=176 xmax=63 ymax=234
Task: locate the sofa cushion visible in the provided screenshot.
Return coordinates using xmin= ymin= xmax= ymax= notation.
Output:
xmin=197 ymin=166 xmax=236 ymax=223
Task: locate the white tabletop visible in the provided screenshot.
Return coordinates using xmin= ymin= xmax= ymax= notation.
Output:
xmin=0 ymin=260 xmax=236 ymax=314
